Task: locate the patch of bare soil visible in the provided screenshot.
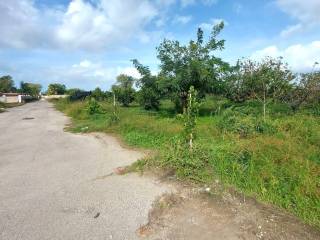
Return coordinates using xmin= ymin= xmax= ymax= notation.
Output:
xmin=138 ymin=182 xmax=320 ymax=240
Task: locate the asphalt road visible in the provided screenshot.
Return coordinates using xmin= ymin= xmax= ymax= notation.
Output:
xmin=0 ymin=100 xmax=168 ymax=240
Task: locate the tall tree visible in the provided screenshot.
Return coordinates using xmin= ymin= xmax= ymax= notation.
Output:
xmin=132 ymin=59 xmax=161 ymax=110
xmin=287 ymin=67 xmax=320 ymax=111
xmin=20 ymin=82 xmax=42 ymax=97
xmin=156 ymin=23 xmax=230 ymax=112
xmin=47 ymin=83 xmax=66 ymax=95
xmin=226 ymin=57 xmax=295 ymax=120
xmin=0 ymin=75 xmax=15 ymax=93
xmin=111 ymin=74 xmax=135 ymax=107
xmin=91 ymin=87 xmax=106 ymax=101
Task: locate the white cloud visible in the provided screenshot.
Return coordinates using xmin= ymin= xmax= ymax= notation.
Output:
xmin=0 ymin=0 xmax=222 ymax=50
xmin=181 ymin=0 xmax=218 ymax=7
xmin=71 ymin=60 xmax=140 ymax=79
xmin=41 ymin=60 xmax=141 ymax=90
xmin=56 ymin=0 xmax=158 ymax=50
xmin=173 ymin=15 xmax=192 ymax=24
xmin=199 ymin=18 xmax=228 ymax=31
xmin=0 ymin=0 xmax=169 ymax=51
xmin=156 ymin=0 xmax=176 ymax=6
xmin=0 ymin=0 xmax=58 ymax=48
xmin=277 ymin=0 xmax=320 ymax=23
xmin=251 ymin=41 xmax=320 ymax=72
xmin=117 ymin=67 xmax=141 ymax=79
xmin=280 ymin=23 xmax=303 ymax=38
xmin=180 ymin=0 xmax=195 ymax=7
xmin=277 ymin=0 xmax=320 ymax=37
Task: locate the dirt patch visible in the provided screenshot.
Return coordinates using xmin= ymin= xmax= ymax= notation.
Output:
xmin=137 ymin=193 xmax=184 ymax=238
xmin=139 ymin=184 xmax=320 ymax=240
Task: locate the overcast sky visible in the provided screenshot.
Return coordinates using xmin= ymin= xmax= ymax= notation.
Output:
xmin=0 ymin=0 xmax=319 ymax=90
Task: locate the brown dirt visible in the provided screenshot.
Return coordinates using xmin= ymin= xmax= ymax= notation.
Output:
xmin=137 ymin=180 xmax=320 ymax=240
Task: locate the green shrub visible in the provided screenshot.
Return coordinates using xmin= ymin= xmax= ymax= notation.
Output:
xmin=157 ymin=137 xmax=213 ymax=182
xmin=217 ymin=109 xmax=254 ymax=137
xmin=217 ymin=108 xmax=277 ymax=137
xmin=86 ymin=98 xmax=104 ymax=115
xmin=255 ymin=119 xmax=277 ymax=134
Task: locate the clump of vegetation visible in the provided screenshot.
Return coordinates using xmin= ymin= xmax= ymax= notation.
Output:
xmin=225 ymin=57 xmax=294 ymax=121
xmin=217 ymin=108 xmax=276 ymax=137
xmin=158 ymin=137 xmax=212 ymax=182
xmin=86 ymin=98 xmax=104 ymax=115
xmin=0 ymin=75 xmax=16 ymax=92
xmin=132 ymin=59 xmax=161 ymax=110
xmin=112 ymin=74 xmax=135 ymax=107
xmin=47 ymin=83 xmax=66 ymax=95
xmin=0 ymin=75 xmax=42 ymax=103
xmin=20 ymin=81 xmax=42 ymax=97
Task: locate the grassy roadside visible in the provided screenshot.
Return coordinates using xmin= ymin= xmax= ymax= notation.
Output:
xmin=52 ymin=98 xmax=320 ymax=228
xmin=0 ymin=102 xmax=25 ymax=112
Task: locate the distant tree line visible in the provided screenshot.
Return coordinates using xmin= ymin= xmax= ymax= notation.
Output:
xmin=47 ymin=82 xmax=112 ymax=102
xmin=45 ymin=22 xmax=319 ymax=114
xmin=111 ymin=22 xmax=319 ymax=114
xmin=0 ymin=75 xmax=42 ymax=97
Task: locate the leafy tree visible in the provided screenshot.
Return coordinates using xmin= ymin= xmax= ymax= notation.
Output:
xmin=111 ymin=74 xmax=135 ymax=107
xmin=20 ymin=81 xmax=42 ymax=97
xmin=132 ymin=59 xmax=161 ymax=110
xmin=288 ymin=67 xmax=320 ymax=111
xmin=66 ymin=88 xmax=90 ymax=101
xmin=91 ymin=87 xmax=106 ymax=101
xmin=47 ymin=83 xmax=66 ymax=95
xmin=156 ymin=23 xmax=230 ymax=112
xmin=0 ymin=75 xmax=15 ymax=93
xmin=226 ymin=57 xmax=294 ymax=120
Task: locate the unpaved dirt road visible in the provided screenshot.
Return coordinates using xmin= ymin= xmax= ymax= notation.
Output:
xmin=0 ymin=100 xmax=168 ymax=240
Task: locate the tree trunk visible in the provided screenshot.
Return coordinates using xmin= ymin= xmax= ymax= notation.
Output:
xmin=189 ymin=91 xmax=193 ymax=149
xmin=113 ymin=93 xmax=116 ymax=115
xmin=263 ymin=85 xmax=266 ymax=122
xmin=180 ymin=93 xmax=188 ymax=113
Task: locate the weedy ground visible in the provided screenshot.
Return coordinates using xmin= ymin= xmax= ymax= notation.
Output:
xmin=52 ymin=97 xmax=320 ymax=228
xmin=0 ymin=102 xmax=25 ymax=113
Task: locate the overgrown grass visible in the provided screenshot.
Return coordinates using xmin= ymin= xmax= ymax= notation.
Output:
xmin=52 ymin=97 xmax=320 ymax=228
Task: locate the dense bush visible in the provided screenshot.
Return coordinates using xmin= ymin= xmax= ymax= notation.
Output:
xmin=132 ymin=59 xmax=161 ymax=110
xmin=91 ymin=87 xmax=109 ymax=101
xmin=47 ymin=83 xmax=66 ymax=95
xmin=68 ymin=89 xmax=91 ymax=101
xmin=112 ymin=74 xmax=135 ymax=107
xmin=217 ymin=108 xmax=276 ymax=137
xmin=158 ymin=137 xmax=212 ymax=182
xmin=86 ymin=98 xmax=104 ymax=115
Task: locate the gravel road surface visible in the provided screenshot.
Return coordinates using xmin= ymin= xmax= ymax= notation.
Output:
xmin=0 ymin=100 xmax=168 ymax=240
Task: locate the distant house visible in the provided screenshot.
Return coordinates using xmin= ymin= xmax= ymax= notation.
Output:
xmin=0 ymin=93 xmax=32 ymax=103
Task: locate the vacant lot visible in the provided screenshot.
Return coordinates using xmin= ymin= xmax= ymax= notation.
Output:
xmin=54 ymin=97 xmax=320 ymax=228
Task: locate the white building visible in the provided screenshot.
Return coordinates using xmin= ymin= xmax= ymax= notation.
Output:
xmin=0 ymin=93 xmax=24 ymax=103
